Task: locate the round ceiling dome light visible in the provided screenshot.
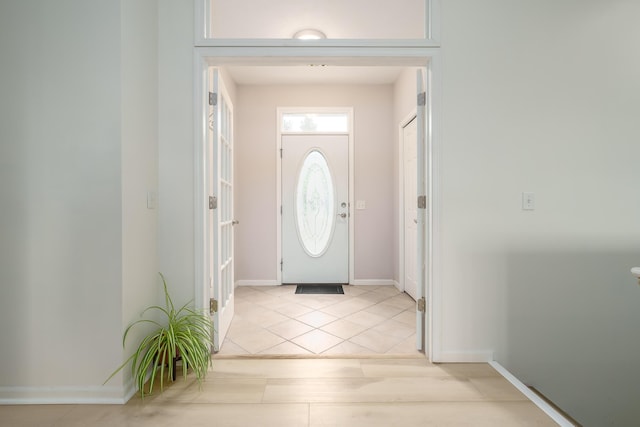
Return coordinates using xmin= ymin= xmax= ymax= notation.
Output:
xmin=293 ymin=29 xmax=327 ymax=40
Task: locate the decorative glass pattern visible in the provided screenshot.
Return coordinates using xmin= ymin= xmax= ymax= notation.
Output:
xmin=295 ymin=150 xmax=335 ymax=257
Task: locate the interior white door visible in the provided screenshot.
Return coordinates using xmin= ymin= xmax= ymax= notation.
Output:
xmin=208 ymin=68 xmax=235 ymax=351
xmin=281 ymin=134 xmax=349 ymax=284
xmin=403 ymin=117 xmax=418 ymax=300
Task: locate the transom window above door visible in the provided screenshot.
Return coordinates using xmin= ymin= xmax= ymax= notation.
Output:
xmin=198 ymin=0 xmax=436 ymax=42
xmin=282 ymin=112 xmax=348 ymax=134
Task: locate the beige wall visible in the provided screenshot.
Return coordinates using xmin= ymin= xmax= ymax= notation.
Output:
xmin=233 ymin=84 xmax=395 ymax=283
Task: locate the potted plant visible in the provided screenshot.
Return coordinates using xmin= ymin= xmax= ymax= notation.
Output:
xmin=105 ymin=273 xmax=213 ymax=398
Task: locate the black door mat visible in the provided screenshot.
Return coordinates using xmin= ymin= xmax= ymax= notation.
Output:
xmin=294 ymin=284 xmax=345 ymax=295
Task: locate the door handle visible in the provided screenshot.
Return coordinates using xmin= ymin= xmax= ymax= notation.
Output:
xmin=337 ymin=213 xmax=347 ymax=218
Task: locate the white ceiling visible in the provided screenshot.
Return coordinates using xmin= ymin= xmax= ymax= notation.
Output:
xmin=225 ymin=66 xmax=407 ymax=86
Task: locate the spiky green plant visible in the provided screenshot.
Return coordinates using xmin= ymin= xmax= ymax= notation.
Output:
xmin=105 ymin=273 xmax=213 ymax=398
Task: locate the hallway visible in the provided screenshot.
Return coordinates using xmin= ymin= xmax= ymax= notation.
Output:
xmin=217 ymin=285 xmax=420 ymax=356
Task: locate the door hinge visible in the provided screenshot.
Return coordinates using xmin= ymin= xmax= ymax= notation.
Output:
xmin=209 ymin=92 xmax=218 ymax=106
xmin=209 ymin=195 xmax=217 ymax=210
xmin=417 ymin=297 xmax=426 ymax=313
xmin=417 ymin=92 xmax=426 ymax=107
xmin=280 ymin=148 xmax=283 ymax=158
xmin=417 ymin=195 xmax=427 ymax=209
xmin=210 ymin=298 xmax=218 ymax=314
xmin=280 ymin=259 xmax=283 ymax=271
xmin=280 ymin=205 xmax=282 ymax=215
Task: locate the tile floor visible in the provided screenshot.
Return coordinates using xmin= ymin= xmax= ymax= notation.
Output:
xmin=0 ymin=358 xmax=559 ymax=426
xmin=216 ymin=285 xmax=421 ymax=356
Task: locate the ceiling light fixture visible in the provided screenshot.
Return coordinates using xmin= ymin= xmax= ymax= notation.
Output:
xmin=293 ymin=29 xmax=326 ymax=40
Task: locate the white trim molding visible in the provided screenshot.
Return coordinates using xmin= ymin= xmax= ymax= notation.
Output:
xmin=351 ymin=279 xmax=398 ymax=287
xmin=276 ymin=107 xmax=355 ymax=287
xmin=235 ymin=280 xmax=279 ymax=287
xmin=434 ymin=351 xmax=494 ymax=363
xmin=0 ymin=383 xmax=136 ymax=405
xmin=194 ymin=46 xmax=441 ymax=364
xmin=490 ymin=362 xmax=575 ymax=427
xmin=194 ymin=0 xmax=441 ymax=47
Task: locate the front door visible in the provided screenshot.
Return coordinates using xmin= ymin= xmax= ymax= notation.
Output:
xmin=281 ymin=134 xmax=349 ymax=284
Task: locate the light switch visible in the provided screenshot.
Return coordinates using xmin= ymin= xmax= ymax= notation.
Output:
xmin=356 ymin=200 xmax=366 ymax=210
xmin=522 ymin=192 xmax=535 ymax=211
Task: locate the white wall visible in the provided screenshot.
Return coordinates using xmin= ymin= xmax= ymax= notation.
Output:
xmin=0 ymin=0 xmax=124 ymax=401
xmin=0 ymin=0 xmax=161 ymax=403
xmin=233 ymin=84 xmax=395 ymax=283
xmin=440 ymin=1 xmax=640 ymax=424
xmin=120 ymin=0 xmax=159 ymax=397
xmin=157 ymin=0 xmax=196 ymax=305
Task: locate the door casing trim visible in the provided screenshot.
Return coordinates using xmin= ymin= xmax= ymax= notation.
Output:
xmin=276 ymin=107 xmax=355 ymax=285
xmin=193 ymin=48 xmax=441 ymax=362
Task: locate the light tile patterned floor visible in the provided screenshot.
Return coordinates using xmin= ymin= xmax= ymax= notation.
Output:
xmin=217 ymin=285 xmax=421 ymax=356
xmin=0 ymin=359 xmax=560 ymax=426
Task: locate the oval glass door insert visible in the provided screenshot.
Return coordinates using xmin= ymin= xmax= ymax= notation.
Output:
xmin=295 ymin=150 xmax=335 ymax=257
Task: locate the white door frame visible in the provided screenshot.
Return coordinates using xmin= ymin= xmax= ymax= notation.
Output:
xmin=276 ymin=107 xmax=355 ymax=285
xmin=193 ymin=48 xmax=442 ymax=362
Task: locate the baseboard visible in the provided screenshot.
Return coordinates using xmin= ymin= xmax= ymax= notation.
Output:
xmin=351 ymin=279 xmax=397 ymax=286
xmin=489 ymin=361 xmax=574 ymax=427
xmin=433 ymin=350 xmax=494 ymax=363
xmin=235 ymin=280 xmax=399 ymax=287
xmin=235 ymin=280 xmax=278 ymax=287
xmin=0 ymin=384 xmax=133 ymax=405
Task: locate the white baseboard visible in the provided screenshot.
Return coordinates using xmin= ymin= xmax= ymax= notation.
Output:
xmin=235 ymin=280 xmax=278 ymax=287
xmin=0 ymin=384 xmax=134 ymax=405
xmin=433 ymin=350 xmax=494 ymax=363
xmin=489 ymin=361 xmax=574 ymax=427
xmin=236 ymin=280 xmax=402 ymax=287
xmin=351 ymin=279 xmax=397 ymax=286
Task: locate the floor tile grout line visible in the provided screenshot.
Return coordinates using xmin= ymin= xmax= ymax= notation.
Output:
xmin=222 ymin=286 xmax=419 ymax=356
